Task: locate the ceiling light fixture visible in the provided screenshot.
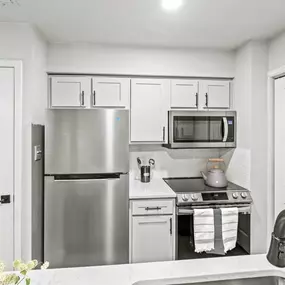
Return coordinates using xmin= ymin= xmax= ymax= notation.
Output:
xmin=162 ymin=0 xmax=183 ymax=11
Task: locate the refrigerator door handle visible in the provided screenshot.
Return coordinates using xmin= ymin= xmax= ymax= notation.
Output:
xmin=52 ymin=173 xmax=125 ymax=181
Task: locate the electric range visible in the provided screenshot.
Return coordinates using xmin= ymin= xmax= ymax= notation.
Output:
xmin=163 ymin=177 xmax=253 ymax=207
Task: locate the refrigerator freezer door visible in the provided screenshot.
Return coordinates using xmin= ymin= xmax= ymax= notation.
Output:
xmin=44 ymin=174 xmax=129 ymax=268
xmin=45 ymin=109 xmax=129 ymax=174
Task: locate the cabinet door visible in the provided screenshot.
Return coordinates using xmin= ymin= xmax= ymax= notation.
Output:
xmin=131 ymin=79 xmax=169 ymax=143
xmin=132 ymin=216 xmax=173 ymax=263
xmin=170 ymin=80 xmax=198 ymax=108
xmin=203 ymin=80 xmax=230 ymax=109
xmin=92 ymin=77 xmax=130 ymax=108
xmin=50 ymin=77 xmax=90 ymax=108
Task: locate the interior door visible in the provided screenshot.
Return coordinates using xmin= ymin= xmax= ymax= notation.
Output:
xmin=0 ymin=67 xmax=14 ymax=269
xmin=275 ymin=77 xmax=285 ymax=218
xmin=171 ymin=80 xmax=198 ymax=108
xmin=92 ymin=77 xmax=130 ymax=108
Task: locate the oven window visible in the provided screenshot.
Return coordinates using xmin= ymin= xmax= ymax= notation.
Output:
xmin=173 ymin=116 xmax=224 ymax=143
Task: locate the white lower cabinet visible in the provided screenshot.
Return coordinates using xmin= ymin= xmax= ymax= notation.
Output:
xmin=131 ymin=215 xmax=174 ymax=263
xmin=130 ymin=199 xmax=175 ymax=263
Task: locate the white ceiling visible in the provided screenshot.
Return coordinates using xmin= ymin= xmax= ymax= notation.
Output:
xmin=1 ymin=0 xmax=285 ymax=49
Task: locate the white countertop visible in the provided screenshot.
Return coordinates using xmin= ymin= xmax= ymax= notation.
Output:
xmin=28 ymin=254 xmax=285 ymax=285
xmin=129 ymin=172 xmax=176 ymax=199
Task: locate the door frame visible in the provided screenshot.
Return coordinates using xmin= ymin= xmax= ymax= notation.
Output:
xmin=0 ymin=60 xmax=23 ymax=260
xmin=267 ymin=65 xmax=285 ymax=247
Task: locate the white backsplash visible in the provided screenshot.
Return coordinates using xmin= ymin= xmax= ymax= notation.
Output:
xmin=221 ymin=148 xmax=251 ymax=189
xmin=130 ymin=145 xmax=220 ymax=178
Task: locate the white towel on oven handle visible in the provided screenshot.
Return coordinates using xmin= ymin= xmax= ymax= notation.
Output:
xmin=220 ymin=207 xmax=238 ymax=253
xmin=194 ymin=208 xmax=215 ymax=253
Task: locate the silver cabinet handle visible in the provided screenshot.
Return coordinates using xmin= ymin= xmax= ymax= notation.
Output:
xmin=138 ymin=221 xmax=167 ymax=225
xmin=205 ymin=93 xmax=208 ymax=107
xmin=170 ymin=218 xmax=173 ymax=235
xmin=145 ymin=207 xmax=162 ymax=211
xmin=80 ymin=91 xmax=85 ymax=106
xmin=163 ymin=127 xmax=165 ymax=142
xmin=195 ymin=92 xmax=198 ymax=107
xmin=93 ymin=90 xmax=96 ymax=106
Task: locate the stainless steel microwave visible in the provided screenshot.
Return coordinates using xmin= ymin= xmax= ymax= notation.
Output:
xmin=164 ymin=111 xmax=236 ymax=149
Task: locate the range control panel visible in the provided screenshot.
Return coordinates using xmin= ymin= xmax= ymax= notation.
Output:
xmin=177 ymin=190 xmax=253 ymax=205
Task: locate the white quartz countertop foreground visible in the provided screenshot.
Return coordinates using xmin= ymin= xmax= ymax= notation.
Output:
xmin=129 ymin=177 xmax=176 ymax=199
xmin=29 ymin=254 xmax=285 ymax=285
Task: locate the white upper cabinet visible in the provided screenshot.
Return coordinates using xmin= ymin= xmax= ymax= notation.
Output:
xmin=170 ymin=80 xmax=198 ymax=109
xmin=92 ymin=77 xmax=130 ymax=108
xmin=130 ymin=78 xmax=170 ymax=143
xmin=131 ymin=216 xmax=173 ymax=263
xmin=202 ymin=80 xmax=230 ymax=109
xmin=50 ymin=77 xmax=91 ymax=108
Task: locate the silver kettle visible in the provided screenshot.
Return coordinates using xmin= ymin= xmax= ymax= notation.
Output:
xmin=201 ymin=158 xmax=228 ymax=188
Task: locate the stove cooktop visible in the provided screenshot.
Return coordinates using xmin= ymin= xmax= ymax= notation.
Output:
xmin=163 ymin=177 xmax=247 ymax=193
xmin=163 ymin=177 xmax=252 ymax=205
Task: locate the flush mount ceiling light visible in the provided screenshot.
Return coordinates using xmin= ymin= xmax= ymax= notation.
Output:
xmin=162 ymin=0 xmax=183 ymax=11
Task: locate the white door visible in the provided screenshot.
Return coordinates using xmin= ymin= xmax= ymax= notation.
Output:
xmin=132 ymin=216 xmax=173 ymax=263
xmin=0 ymin=67 xmax=14 ymax=268
xmin=275 ymin=77 xmax=285 ymax=218
xmin=92 ymin=77 xmax=130 ymax=108
xmin=203 ymin=80 xmax=230 ymax=109
xmin=130 ymin=79 xmax=169 ymax=143
xmin=170 ymin=80 xmax=198 ymax=108
xmin=50 ymin=76 xmax=91 ymax=108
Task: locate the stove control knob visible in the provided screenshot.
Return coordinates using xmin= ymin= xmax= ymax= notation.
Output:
xmin=181 ymin=194 xmax=189 ymax=201
xmin=232 ymin=192 xmax=239 ymax=199
xmin=190 ymin=194 xmax=198 ymax=201
xmin=241 ymin=192 xmax=248 ymax=199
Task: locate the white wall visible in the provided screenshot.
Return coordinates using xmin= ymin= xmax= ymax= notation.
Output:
xmin=130 ymin=146 xmax=219 ymax=178
xmin=269 ymin=31 xmax=285 ymax=71
xmin=47 ymin=43 xmax=235 ymax=78
xmin=0 ymin=23 xmax=47 ymax=261
xmin=223 ymin=41 xmax=268 ymax=254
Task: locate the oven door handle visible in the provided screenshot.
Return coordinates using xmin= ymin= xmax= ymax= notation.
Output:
xmin=178 ymin=206 xmax=251 ymax=215
xmin=222 ymin=117 xmax=228 ymax=142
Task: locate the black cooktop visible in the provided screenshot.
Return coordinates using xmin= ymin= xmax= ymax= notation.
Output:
xmin=163 ymin=177 xmax=247 ymax=193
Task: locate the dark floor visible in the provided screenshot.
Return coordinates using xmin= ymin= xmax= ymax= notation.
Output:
xmin=178 ymin=235 xmax=249 ymax=260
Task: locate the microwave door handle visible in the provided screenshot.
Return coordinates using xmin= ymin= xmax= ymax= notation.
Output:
xmin=222 ymin=117 xmax=228 ymax=142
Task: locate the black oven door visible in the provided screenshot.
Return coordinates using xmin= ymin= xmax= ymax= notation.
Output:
xmin=176 ymin=210 xmax=250 ymax=260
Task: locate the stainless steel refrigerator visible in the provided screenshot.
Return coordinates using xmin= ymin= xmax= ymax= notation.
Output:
xmin=44 ymin=109 xmax=129 ymax=268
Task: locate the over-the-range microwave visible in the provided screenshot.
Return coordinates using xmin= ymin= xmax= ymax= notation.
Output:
xmin=163 ymin=111 xmax=236 ymax=149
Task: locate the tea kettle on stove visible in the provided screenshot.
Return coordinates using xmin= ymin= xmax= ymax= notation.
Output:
xmin=201 ymin=158 xmax=228 ymax=188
